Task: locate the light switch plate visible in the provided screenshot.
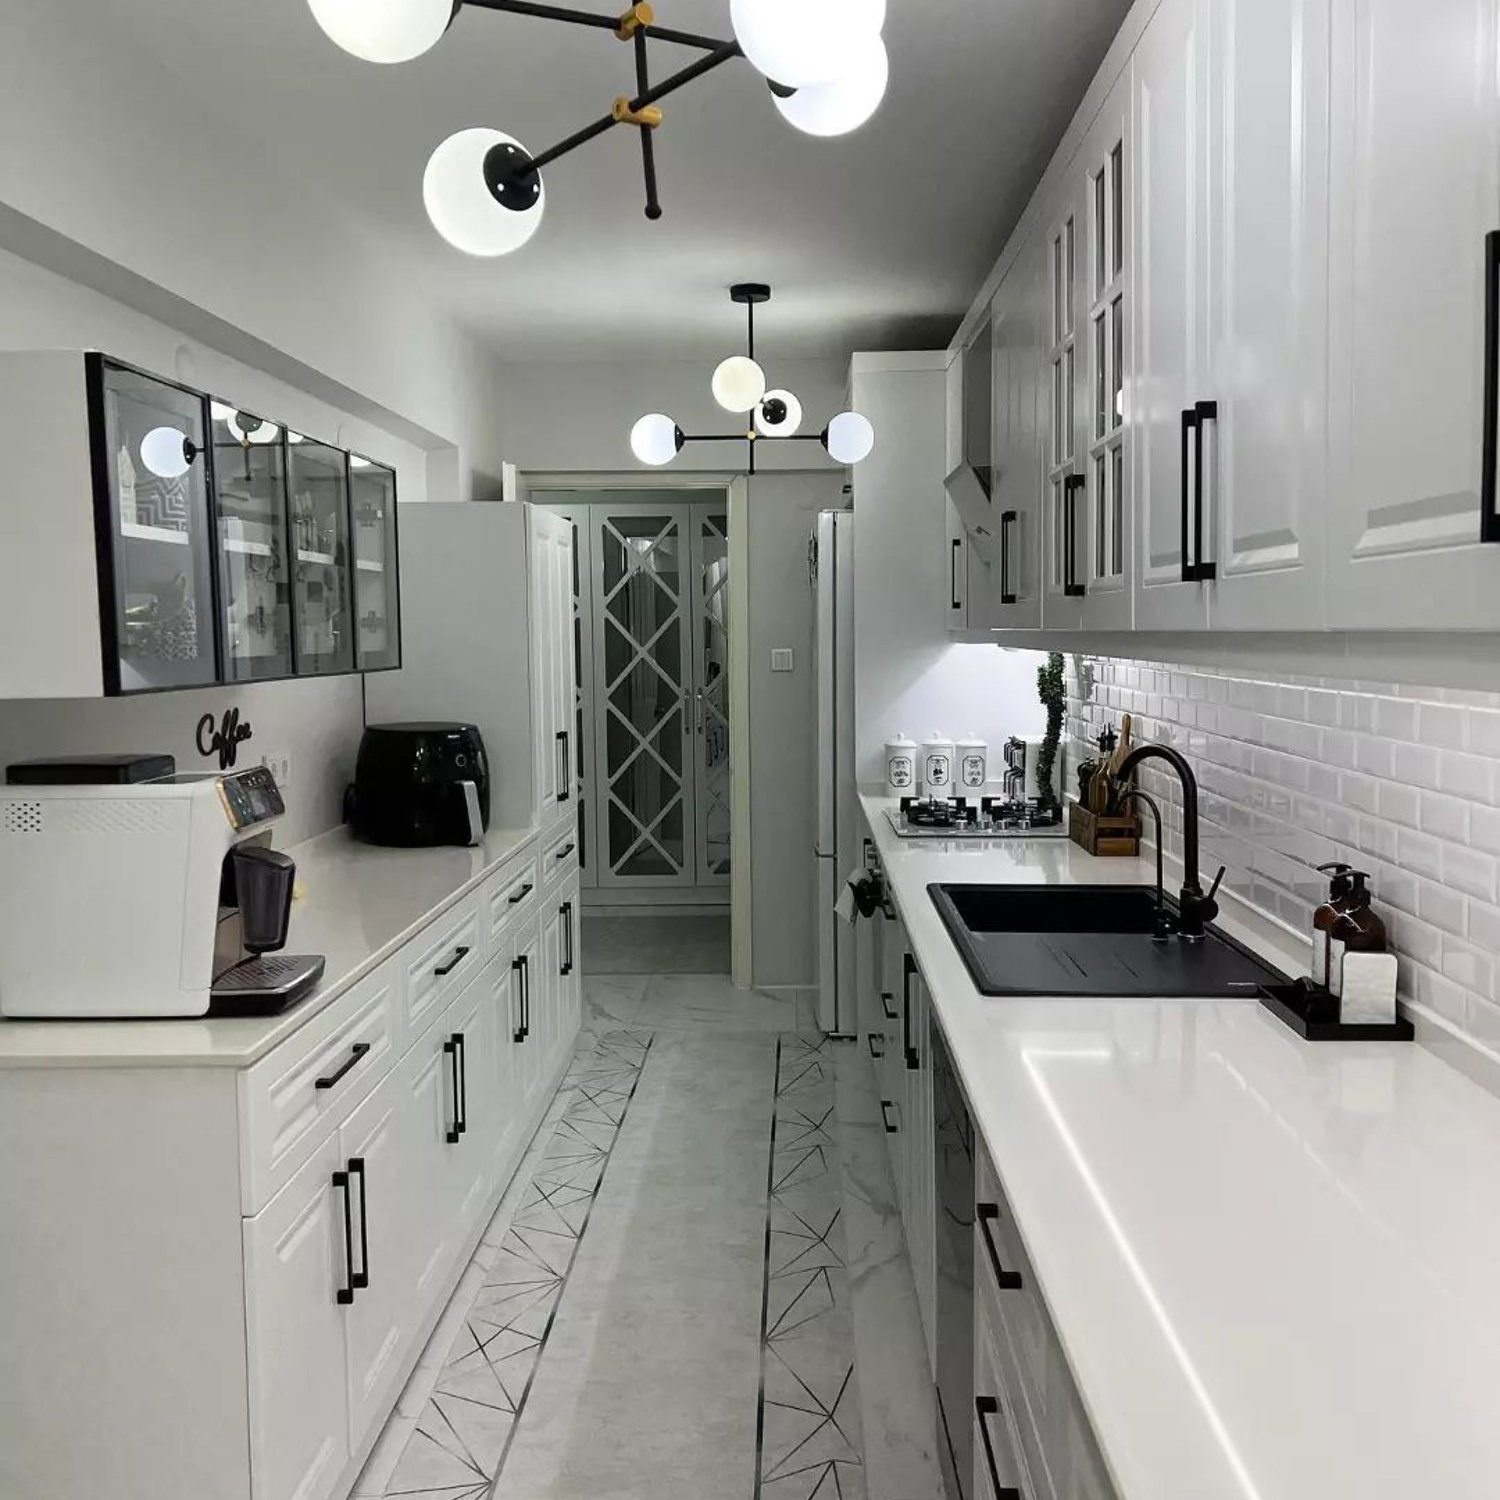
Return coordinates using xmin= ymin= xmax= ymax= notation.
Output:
xmin=770 ymin=648 xmax=795 ymax=673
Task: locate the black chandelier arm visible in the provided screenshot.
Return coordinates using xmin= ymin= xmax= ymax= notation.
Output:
xmin=633 ymin=30 xmax=662 ymax=219
xmin=459 ymin=0 xmax=732 ymax=52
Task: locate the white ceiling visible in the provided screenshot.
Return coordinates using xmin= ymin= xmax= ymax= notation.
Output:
xmin=85 ymin=0 xmax=1131 ymax=362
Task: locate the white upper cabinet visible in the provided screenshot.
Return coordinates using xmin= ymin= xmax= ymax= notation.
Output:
xmin=1204 ymin=0 xmax=1331 ymax=629
xmin=1079 ymin=70 xmax=1135 ymax=631
xmin=1325 ymin=0 xmax=1500 ymax=629
xmin=1133 ymin=0 xmax=1211 ymax=630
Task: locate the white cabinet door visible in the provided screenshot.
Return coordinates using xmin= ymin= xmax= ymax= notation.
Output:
xmin=539 ymin=897 xmax=566 ymax=1077
xmin=1205 ymin=0 xmax=1331 ymax=629
xmin=1041 ymin=163 xmax=1090 ymax=631
xmin=513 ymin=918 xmax=546 ymax=1116
xmin=552 ymin=518 xmax=579 ymax=818
xmin=529 ymin=508 xmax=571 ymax=828
xmin=445 ymin=971 xmax=500 ymax=1235
xmin=482 ymin=935 xmax=524 ymax=1188
xmin=1079 ymin=70 xmax=1135 ymax=631
xmin=945 ymin=351 xmax=964 ymax=478
xmin=1325 ymin=0 xmax=1500 ymax=628
xmin=558 ymin=881 xmax=582 ymax=1044
xmin=1133 ymin=0 xmax=1213 ymax=630
xmin=243 ymin=1134 xmax=351 ymax=1500
xmin=340 ymin=1065 xmax=419 ymax=1444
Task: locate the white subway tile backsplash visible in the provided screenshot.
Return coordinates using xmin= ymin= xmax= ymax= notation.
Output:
xmin=1069 ymin=656 xmax=1500 ymax=1059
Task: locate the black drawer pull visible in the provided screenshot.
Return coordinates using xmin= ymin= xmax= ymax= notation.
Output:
xmin=902 ymin=953 xmax=919 ymax=1071
xmin=333 ymin=1168 xmax=356 ymax=1305
xmin=507 ymin=882 xmax=534 ymax=906
xmin=977 ymin=1203 xmax=1024 ymax=1291
xmin=554 ymin=842 xmax=576 ymax=862
xmin=1000 ymin=509 xmax=1018 ymax=606
xmin=434 ymin=945 xmax=471 ymax=978
xmin=880 ymin=1099 xmax=899 ymax=1135
xmin=316 ymin=1042 xmax=371 ymax=1092
xmin=868 ymin=1032 xmax=886 ymax=1061
xmin=976 ymin=1397 xmax=1022 ymax=1499
xmin=950 ymin=537 xmax=963 ymax=612
xmin=880 ymin=990 xmax=897 ymax=1021
xmin=443 ymin=1034 xmax=467 ymax=1144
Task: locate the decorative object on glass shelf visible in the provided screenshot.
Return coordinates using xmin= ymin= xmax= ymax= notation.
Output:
xmin=354 ymin=501 xmax=384 ymax=529
xmin=630 ymin=284 xmax=876 ymax=472
xmin=307 ymin=0 xmax=887 ymax=256
xmin=125 ymin=574 xmax=199 ymax=662
xmin=360 ymin=609 xmax=384 ymax=635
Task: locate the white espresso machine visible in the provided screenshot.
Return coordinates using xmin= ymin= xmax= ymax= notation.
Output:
xmin=0 ymin=765 xmax=323 ymax=1018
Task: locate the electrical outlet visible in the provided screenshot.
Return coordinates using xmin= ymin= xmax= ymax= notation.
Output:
xmin=260 ymin=750 xmax=293 ymax=794
xmin=770 ymin=648 xmax=795 ymax=673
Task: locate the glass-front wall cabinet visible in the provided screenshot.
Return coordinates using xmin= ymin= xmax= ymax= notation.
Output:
xmin=93 ymin=359 xmax=218 ymax=692
xmin=210 ymin=403 xmax=294 ymax=681
xmin=287 ymin=435 xmax=355 ymax=676
xmin=349 ymin=456 xmax=401 ymax=672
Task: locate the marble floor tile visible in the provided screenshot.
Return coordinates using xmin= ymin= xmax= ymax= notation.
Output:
xmin=582 ymin=972 xmax=650 ymax=1027
xmin=634 ymin=972 xmax=798 ymax=1031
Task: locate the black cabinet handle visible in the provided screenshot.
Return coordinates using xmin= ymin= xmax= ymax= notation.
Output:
xmin=1484 ymin=231 xmax=1500 ymax=543
xmin=977 ymin=1203 xmax=1025 ymax=1290
xmin=975 ymin=1397 xmax=1022 ymax=1499
xmin=349 ymin=1157 xmax=370 ymax=1291
xmin=880 ymin=1099 xmax=899 ymax=1134
xmin=561 ymin=901 xmax=574 ymax=976
xmin=557 ymin=731 xmax=571 ymax=804
xmin=1180 ymin=406 xmax=1197 ymax=582
xmin=880 ymin=990 xmax=898 ymax=1021
xmin=316 ymin=1041 xmax=371 ymax=1092
xmin=443 ymin=1035 xmax=467 ymax=1144
xmin=512 ymin=956 xmax=530 ymax=1043
xmin=868 ymin=1032 xmax=886 ymax=1061
xmin=334 ymin=1167 xmax=356 ymax=1305
xmin=902 ymin=953 xmax=919 ymax=1071
xmin=1063 ymin=474 xmax=1087 ymax=597
xmin=507 ymin=882 xmax=534 ymax=907
xmin=1192 ymin=399 xmax=1218 ymax=581
xmin=1000 ymin=509 xmax=1018 ymax=606
xmin=434 ymin=945 xmax=470 ymax=978
xmin=554 ymin=842 xmax=576 ymax=862
xmin=950 ymin=537 xmax=963 ymax=612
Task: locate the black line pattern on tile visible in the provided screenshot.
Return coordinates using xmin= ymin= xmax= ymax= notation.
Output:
xmin=756 ymin=1034 xmax=867 ymax=1500
xmin=371 ymin=1026 xmax=653 ymax=1500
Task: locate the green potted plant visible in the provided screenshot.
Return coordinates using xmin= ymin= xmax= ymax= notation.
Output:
xmin=1035 ymin=651 xmax=1065 ymax=816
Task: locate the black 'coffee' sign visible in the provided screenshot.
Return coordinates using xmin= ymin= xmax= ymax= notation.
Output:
xmin=197 ymin=708 xmax=254 ymax=770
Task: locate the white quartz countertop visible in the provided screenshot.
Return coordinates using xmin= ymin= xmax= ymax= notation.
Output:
xmin=862 ymin=792 xmax=1500 ymax=1500
xmin=0 ymin=824 xmax=538 ymax=1068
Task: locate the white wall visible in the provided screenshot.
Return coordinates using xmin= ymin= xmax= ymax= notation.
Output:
xmin=850 ymin=355 xmax=1046 ymax=786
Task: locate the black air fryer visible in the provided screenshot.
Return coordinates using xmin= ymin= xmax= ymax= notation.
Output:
xmin=346 ymin=723 xmax=490 ymax=848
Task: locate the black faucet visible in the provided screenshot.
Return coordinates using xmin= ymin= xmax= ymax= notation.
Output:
xmin=1116 ymin=788 xmax=1175 ymax=941
xmin=1112 ymin=744 xmax=1226 ymax=940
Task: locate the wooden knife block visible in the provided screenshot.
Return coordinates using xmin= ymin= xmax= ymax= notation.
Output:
xmin=1069 ymin=801 xmax=1141 ymax=857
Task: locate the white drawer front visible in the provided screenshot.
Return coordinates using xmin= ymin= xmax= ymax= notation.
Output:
xmin=404 ymin=893 xmax=485 ymax=1036
xmin=486 ymin=850 xmax=540 ymax=949
xmin=239 ymin=958 xmax=400 ymax=1215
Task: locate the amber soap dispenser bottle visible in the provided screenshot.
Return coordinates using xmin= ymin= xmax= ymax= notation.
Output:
xmin=1328 ymin=872 xmax=1387 ymax=1000
xmin=1311 ymin=862 xmax=1355 ymax=990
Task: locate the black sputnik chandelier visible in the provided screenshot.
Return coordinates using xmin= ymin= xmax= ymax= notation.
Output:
xmin=630 ymin=283 xmax=875 ymax=471
xmin=307 ymin=0 xmax=890 ymax=257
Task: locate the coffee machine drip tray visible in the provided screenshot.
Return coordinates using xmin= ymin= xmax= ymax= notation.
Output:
xmin=210 ymin=954 xmax=326 ymax=1016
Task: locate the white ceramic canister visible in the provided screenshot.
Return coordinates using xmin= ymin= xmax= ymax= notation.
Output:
xmin=884 ymin=734 xmax=919 ymax=797
xmin=921 ymin=733 xmax=956 ymax=800
xmin=956 ymin=735 xmax=989 ymax=795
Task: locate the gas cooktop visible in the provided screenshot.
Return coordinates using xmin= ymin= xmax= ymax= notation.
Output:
xmin=885 ymin=799 xmax=1067 ymax=841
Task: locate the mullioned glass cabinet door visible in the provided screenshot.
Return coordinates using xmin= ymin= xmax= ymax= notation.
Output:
xmin=209 ymin=402 xmax=295 ymax=681
xmin=286 ymin=436 xmax=354 ymax=675
xmin=90 ymin=357 xmax=218 ymax=693
xmin=348 ymin=456 xmax=400 ymax=672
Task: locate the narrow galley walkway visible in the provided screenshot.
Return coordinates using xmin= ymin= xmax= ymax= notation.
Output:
xmin=353 ymin=924 xmax=946 ymax=1500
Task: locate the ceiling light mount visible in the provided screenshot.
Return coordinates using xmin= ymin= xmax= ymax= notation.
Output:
xmin=630 ymin=285 xmax=875 ymax=473
xmin=308 ymin=0 xmax=889 ymax=255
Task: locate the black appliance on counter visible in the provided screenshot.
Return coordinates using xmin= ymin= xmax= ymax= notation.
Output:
xmin=346 ymin=722 xmax=490 ymax=849
xmin=934 ymin=1021 xmax=976 ymax=1500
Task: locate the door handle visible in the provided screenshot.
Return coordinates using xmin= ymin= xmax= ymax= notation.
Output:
xmin=348 ymin=1156 xmax=370 ymax=1292
xmin=902 ymin=953 xmax=919 ymax=1071
xmin=316 ymin=1041 xmax=371 ymax=1092
xmin=521 ymin=955 xmax=531 ymax=1041
xmin=557 ymin=731 xmax=571 ymax=803
xmin=880 ymin=1099 xmax=899 ymax=1134
xmin=444 ymin=1035 xmax=467 ymax=1144
xmin=977 ymin=1203 xmax=1025 ymax=1290
xmin=975 ymin=1397 xmax=1022 ymax=1500
xmin=880 ymin=990 xmax=897 ymax=1021
xmin=512 ymin=957 xmax=528 ymax=1043
xmin=999 ymin=509 xmax=1018 ymax=606
xmin=950 ymin=536 xmax=963 ymax=612
xmin=1180 ymin=406 xmax=1198 ymax=582
xmin=560 ymin=901 xmax=574 ymax=976
xmin=867 ymin=1032 xmax=886 ymax=1061
xmin=1192 ymin=399 xmax=1219 ymax=581
xmin=1484 ymin=231 xmax=1500 ymax=542
xmin=334 ymin=1167 xmax=356 ymax=1305
xmin=1063 ymin=474 xmax=1087 ymax=597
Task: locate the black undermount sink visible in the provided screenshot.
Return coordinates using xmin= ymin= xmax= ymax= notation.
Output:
xmin=929 ymin=883 xmax=1288 ymax=999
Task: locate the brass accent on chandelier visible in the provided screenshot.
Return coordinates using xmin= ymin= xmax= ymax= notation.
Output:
xmin=614 ymin=4 xmax=655 ymax=40
xmin=612 ymin=96 xmax=665 ymax=128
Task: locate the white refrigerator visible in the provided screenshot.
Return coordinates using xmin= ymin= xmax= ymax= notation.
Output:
xmin=813 ymin=509 xmax=857 ymax=1035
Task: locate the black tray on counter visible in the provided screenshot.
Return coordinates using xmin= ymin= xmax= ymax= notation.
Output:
xmin=1259 ymin=981 xmax=1413 ymax=1042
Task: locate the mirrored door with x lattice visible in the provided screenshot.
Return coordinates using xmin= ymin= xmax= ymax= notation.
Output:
xmin=541 ymin=495 xmax=731 ymax=894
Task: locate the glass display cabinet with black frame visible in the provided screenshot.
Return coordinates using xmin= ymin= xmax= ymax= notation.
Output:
xmin=286 ymin=434 xmax=355 ymax=676
xmin=88 ymin=356 xmax=219 ymax=694
xmin=208 ymin=401 xmax=295 ymax=682
xmin=348 ymin=454 xmax=401 ymax=672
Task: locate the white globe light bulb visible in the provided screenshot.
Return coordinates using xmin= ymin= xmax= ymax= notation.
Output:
xmin=774 ymin=34 xmax=888 ymax=136
xmin=424 ymin=128 xmax=545 ymax=257
xmin=140 ymin=426 xmax=192 ymax=480
xmin=227 ymin=411 xmax=280 ymax=446
xmin=712 ymin=356 xmax=767 ymax=414
xmin=756 ymin=389 xmax=804 ymax=438
xmin=731 ymin=0 xmax=884 ymax=88
xmin=824 ymin=411 xmax=875 ymax=464
xmin=631 ymin=414 xmax=682 ymax=467
xmin=307 ymin=0 xmax=453 ymax=64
